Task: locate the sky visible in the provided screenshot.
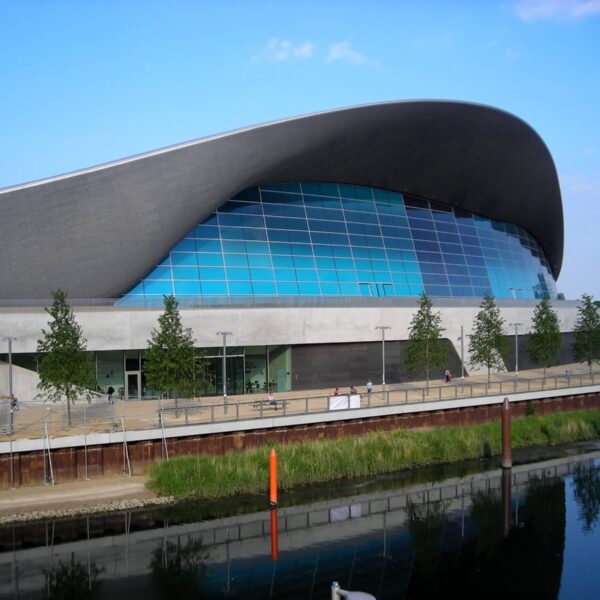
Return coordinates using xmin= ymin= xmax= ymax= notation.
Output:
xmin=0 ymin=0 xmax=599 ymax=300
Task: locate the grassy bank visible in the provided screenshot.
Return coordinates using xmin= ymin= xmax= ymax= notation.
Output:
xmin=147 ymin=409 xmax=600 ymax=499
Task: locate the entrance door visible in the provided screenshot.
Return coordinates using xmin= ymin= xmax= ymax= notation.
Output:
xmin=125 ymin=371 xmax=141 ymax=400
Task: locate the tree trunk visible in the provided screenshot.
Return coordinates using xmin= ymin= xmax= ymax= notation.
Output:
xmin=66 ymin=389 xmax=72 ymax=427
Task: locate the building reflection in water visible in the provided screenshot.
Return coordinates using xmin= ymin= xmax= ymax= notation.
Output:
xmin=1 ymin=453 xmax=599 ymax=600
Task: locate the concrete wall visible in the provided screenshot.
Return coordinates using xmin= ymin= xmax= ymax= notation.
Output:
xmin=0 ymin=299 xmax=580 ymax=400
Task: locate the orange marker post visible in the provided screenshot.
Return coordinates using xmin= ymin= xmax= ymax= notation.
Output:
xmin=269 ymin=447 xmax=278 ymax=507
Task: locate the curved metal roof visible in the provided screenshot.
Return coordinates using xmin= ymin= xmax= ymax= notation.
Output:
xmin=0 ymin=100 xmax=563 ymax=300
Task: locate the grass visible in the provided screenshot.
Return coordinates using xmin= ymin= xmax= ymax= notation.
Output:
xmin=146 ymin=409 xmax=600 ymax=499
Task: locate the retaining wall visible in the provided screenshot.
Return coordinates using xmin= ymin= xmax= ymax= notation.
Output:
xmin=1 ymin=392 xmax=599 ymax=489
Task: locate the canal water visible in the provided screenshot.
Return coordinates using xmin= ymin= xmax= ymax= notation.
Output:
xmin=1 ymin=441 xmax=599 ymax=600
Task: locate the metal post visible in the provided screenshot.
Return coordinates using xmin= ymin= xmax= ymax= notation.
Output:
xmin=375 ymin=326 xmax=391 ymax=389
xmin=44 ymin=423 xmax=55 ymax=486
xmin=509 ymin=322 xmax=523 ymax=375
xmin=217 ymin=331 xmax=232 ymax=414
xmin=457 ymin=326 xmax=465 ymax=379
xmin=121 ymin=416 xmax=132 ymax=477
xmin=3 ymin=336 xmax=17 ymax=436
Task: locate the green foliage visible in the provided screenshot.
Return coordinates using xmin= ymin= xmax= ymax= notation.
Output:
xmin=528 ymin=298 xmax=561 ymax=375
xmin=405 ymin=293 xmax=447 ymax=389
xmin=468 ymin=294 xmax=508 ymax=381
xmin=144 ymin=295 xmax=203 ymax=398
xmin=572 ymin=293 xmax=600 ymax=373
xmin=37 ymin=290 xmax=96 ymax=424
xmin=147 ymin=409 xmax=600 ymax=499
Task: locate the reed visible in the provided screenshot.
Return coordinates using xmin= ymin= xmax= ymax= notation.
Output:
xmin=147 ymin=409 xmax=600 ymax=499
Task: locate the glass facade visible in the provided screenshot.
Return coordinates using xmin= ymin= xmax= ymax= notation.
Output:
xmin=121 ymin=182 xmax=556 ymax=303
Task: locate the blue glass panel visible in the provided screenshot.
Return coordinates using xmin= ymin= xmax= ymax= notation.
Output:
xmin=301 ymin=182 xmax=339 ymax=196
xmin=144 ymin=280 xmax=173 ymax=295
xmin=321 ymin=283 xmax=341 ymax=295
xmin=222 ymin=241 xmax=246 ymax=253
xmin=274 ymin=268 xmax=296 ymax=281
xmin=196 ymin=239 xmax=222 ymax=252
xmin=201 ymin=281 xmax=228 ymax=295
xmin=316 ymin=257 xmax=335 ymax=269
xmin=147 ymin=266 xmax=171 ymax=280
xmin=172 ymin=239 xmax=197 ymax=252
xmin=174 ymin=281 xmax=201 ymax=295
xmin=424 ymin=285 xmax=451 ymax=296
xmin=224 ymin=254 xmax=248 ymax=267
xmin=277 ymin=282 xmax=299 ymax=295
xmin=198 ymin=267 xmax=226 ymax=279
xmin=171 ymin=253 xmax=197 ymax=266
xmin=317 ymin=270 xmax=338 ymax=282
xmin=126 ymin=282 xmax=144 ymax=295
xmin=298 ymin=256 xmax=320 ymax=268
xmin=228 ymin=281 xmax=253 ymax=295
xmin=298 ymin=282 xmax=321 ymax=294
xmin=227 ymin=267 xmax=251 ymax=280
xmin=250 ymin=268 xmax=274 ymax=281
xmin=339 ymin=283 xmax=361 ymax=295
xmin=374 ymin=271 xmax=392 ymax=283
xmin=252 ymin=282 xmax=277 ymax=295
xmin=172 ymin=266 xmax=198 ymax=280
xmin=296 ymin=269 xmax=318 ymax=282
xmin=305 ymin=206 xmax=344 ymax=221
xmin=194 ymin=225 xmax=219 ymax=238
xmin=331 ymin=246 xmax=352 ymax=257
xmin=337 ymin=270 xmax=357 ymax=282
xmin=247 ymin=255 xmax=272 ymax=268
xmin=313 ymin=244 xmax=333 ymax=257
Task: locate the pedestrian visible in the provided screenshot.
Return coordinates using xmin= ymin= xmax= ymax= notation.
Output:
xmin=366 ymin=379 xmax=373 ymax=401
xmin=334 ymin=387 xmax=340 ymax=396
xmin=107 ymin=385 xmax=115 ymax=404
xmin=444 ymin=369 xmax=452 ymax=383
xmin=10 ymin=395 xmax=18 ymax=411
xmin=350 ymin=385 xmax=357 ymax=394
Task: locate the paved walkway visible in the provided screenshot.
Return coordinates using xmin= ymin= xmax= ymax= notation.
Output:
xmin=3 ymin=362 xmax=597 ymax=441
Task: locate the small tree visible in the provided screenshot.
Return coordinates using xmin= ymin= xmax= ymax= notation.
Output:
xmin=468 ymin=294 xmax=507 ymax=382
xmin=144 ymin=295 xmax=202 ymax=401
xmin=37 ymin=289 xmax=96 ymax=426
xmin=528 ymin=298 xmax=561 ymax=377
xmin=572 ymin=293 xmax=600 ymax=375
xmin=405 ymin=293 xmax=446 ymax=390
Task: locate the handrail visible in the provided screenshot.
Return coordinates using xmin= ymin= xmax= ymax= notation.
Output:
xmin=3 ymin=368 xmax=600 ymax=443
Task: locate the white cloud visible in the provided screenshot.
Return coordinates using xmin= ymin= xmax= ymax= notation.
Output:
xmin=327 ymin=41 xmax=369 ymax=65
xmin=258 ymin=38 xmax=316 ymax=62
xmin=513 ymin=0 xmax=600 ymax=21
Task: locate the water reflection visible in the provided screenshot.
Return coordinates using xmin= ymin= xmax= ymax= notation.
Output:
xmin=0 ymin=448 xmax=599 ymax=600
xmin=571 ymin=462 xmax=600 ymax=533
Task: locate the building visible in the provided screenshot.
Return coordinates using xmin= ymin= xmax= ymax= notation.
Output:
xmin=0 ymin=100 xmax=578 ymax=401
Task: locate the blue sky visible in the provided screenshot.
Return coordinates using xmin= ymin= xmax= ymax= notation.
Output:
xmin=1 ymin=0 xmax=599 ymax=299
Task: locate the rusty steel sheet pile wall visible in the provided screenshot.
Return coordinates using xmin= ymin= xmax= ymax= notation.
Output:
xmin=1 ymin=393 xmax=599 ymax=489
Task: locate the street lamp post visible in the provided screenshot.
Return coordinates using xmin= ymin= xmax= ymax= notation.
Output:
xmin=457 ymin=325 xmax=465 ymax=379
xmin=3 ymin=336 xmax=17 ymax=436
xmin=375 ymin=326 xmax=391 ymax=389
xmin=216 ymin=332 xmax=232 ymax=414
xmin=508 ymin=322 xmax=523 ymax=375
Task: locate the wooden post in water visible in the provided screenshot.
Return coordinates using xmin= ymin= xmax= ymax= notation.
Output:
xmin=502 ymin=397 xmax=512 ymax=468
xmin=269 ymin=448 xmax=278 ymax=507
xmin=502 ymin=466 xmax=512 ymax=538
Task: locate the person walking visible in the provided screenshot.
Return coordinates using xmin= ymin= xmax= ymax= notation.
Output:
xmin=366 ymin=379 xmax=373 ymax=401
xmin=107 ymin=385 xmax=115 ymax=404
xmin=444 ymin=369 xmax=452 ymax=383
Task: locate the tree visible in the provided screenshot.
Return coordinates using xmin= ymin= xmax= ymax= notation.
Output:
xmin=405 ymin=293 xmax=446 ymax=390
xmin=468 ymin=294 xmax=507 ymax=382
xmin=528 ymin=298 xmax=562 ymax=377
xmin=37 ymin=289 xmax=96 ymax=426
xmin=144 ymin=295 xmax=202 ymax=401
xmin=572 ymin=293 xmax=600 ymax=375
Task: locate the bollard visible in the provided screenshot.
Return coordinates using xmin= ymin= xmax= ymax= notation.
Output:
xmin=502 ymin=397 xmax=512 ymax=468
xmin=269 ymin=448 xmax=278 ymax=507
xmin=270 ymin=508 xmax=279 ymax=561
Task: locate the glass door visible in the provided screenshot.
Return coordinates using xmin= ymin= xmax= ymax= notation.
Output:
xmin=125 ymin=371 xmax=141 ymax=400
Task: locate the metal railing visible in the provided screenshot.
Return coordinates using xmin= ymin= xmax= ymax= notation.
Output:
xmin=2 ymin=368 xmax=599 ymax=443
